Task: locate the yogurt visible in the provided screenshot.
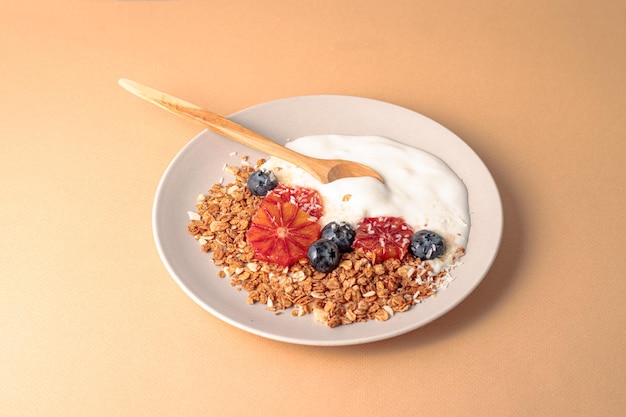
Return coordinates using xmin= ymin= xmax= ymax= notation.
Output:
xmin=260 ymin=135 xmax=470 ymax=273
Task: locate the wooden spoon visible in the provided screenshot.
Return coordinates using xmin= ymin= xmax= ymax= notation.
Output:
xmin=118 ymin=79 xmax=383 ymax=184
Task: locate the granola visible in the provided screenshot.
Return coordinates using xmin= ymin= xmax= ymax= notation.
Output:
xmin=187 ymin=159 xmax=464 ymax=327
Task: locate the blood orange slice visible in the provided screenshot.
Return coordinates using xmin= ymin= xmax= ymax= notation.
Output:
xmin=246 ymin=199 xmax=321 ymax=266
xmin=264 ymin=184 xmax=324 ymax=219
xmin=353 ymin=216 xmax=414 ymax=262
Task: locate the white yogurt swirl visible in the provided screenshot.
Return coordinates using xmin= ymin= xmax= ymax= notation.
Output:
xmin=260 ymin=135 xmax=470 ymax=273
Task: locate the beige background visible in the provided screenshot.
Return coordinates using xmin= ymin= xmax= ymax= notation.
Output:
xmin=2 ymin=1 xmax=625 ymax=416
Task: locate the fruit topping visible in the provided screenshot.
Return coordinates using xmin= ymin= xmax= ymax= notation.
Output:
xmin=320 ymin=221 xmax=355 ymax=253
xmin=264 ymin=184 xmax=324 ymax=219
xmin=353 ymin=216 xmax=413 ymax=262
xmin=307 ymin=239 xmax=342 ymax=273
xmin=245 ymin=199 xmax=321 ymax=266
xmin=409 ymin=230 xmax=446 ymax=260
xmin=247 ymin=169 xmax=279 ymax=197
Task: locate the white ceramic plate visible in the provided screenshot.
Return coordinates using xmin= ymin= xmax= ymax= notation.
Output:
xmin=153 ymin=95 xmax=502 ymax=346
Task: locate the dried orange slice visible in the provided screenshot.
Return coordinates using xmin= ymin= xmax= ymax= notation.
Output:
xmin=264 ymin=184 xmax=324 ymax=220
xmin=353 ymin=216 xmax=413 ymax=262
xmin=246 ymin=199 xmax=321 ymax=266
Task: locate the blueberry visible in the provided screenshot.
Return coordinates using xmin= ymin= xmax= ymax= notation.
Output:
xmin=247 ymin=169 xmax=278 ymax=197
xmin=320 ymin=221 xmax=355 ymax=253
xmin=307 ymin=239 xmax=341 ymax=273
xmin=409 ymin=230 xmax=446 ymax=260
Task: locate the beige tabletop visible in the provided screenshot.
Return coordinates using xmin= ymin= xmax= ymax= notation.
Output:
xmin=2 ymin=1 xmax=625 ymax=416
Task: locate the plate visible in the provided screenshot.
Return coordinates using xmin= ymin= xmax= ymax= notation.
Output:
xmin=153 ymin=95 xmax=502 ymax=346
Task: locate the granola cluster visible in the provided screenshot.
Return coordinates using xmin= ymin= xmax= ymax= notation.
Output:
xmin=187 ymin=158 xmax=462 ymax=327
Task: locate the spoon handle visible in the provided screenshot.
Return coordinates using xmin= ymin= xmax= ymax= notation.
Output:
xmin=118 ymin=78 xmax=306 ymax=165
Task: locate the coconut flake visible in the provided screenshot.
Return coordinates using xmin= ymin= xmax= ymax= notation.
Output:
xmin=383 ymin=305 xmax=394 ymax=317
xmin=187 ymin=211 xmax=201 ymax=221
